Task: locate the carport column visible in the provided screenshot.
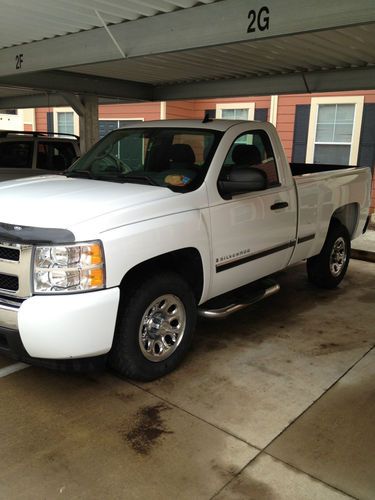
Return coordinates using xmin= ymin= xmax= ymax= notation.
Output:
xmin=78 ymin=95 xmax=99 ymax=154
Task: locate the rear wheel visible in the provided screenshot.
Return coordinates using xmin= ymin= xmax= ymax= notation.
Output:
xmin=110 ymin=272 xmax=197 ymax=381
xmin=307 ymin=222 xmax=350 ymax=289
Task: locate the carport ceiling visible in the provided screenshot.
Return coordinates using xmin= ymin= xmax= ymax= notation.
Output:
xmin=0 ymin=0 xmax=374 ymax=108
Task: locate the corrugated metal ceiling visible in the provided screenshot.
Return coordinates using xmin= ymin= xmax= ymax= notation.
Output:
xmin=0 ymin=1 xmax=374 ymax=105
xmin=0 ymin=0 xmax=218 ymax=49
xmin=66 ymin=23 xmax=375 ymax=86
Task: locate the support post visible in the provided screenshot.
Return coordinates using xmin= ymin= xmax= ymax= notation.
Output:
xmin=78 ymin=95 xmax=99 ymax=154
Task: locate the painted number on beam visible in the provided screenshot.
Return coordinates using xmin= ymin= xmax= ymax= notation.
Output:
xmin=15 ymin=54 xmax=24 ymax=70
xmin=247 ymin=6 xmax=270 ymax=33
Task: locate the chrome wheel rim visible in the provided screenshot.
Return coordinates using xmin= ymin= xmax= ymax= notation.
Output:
xmin=139 ymin=294 xmax=186 ymax=362
xmin=329 ymin=237 xmax=347 ymax=277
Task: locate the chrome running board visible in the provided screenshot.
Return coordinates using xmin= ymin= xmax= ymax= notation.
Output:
xmin=198 ymin=281 xmax=280 ymax=319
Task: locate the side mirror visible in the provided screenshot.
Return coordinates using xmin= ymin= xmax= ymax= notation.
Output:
xmin=218 ymin=166 xmax=268 ymax=197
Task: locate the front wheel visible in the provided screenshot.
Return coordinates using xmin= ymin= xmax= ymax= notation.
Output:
xmin=109 ymin=272 xmax=197 ymax=381
xmin=307 ymin=222 xmax=350 ymax=289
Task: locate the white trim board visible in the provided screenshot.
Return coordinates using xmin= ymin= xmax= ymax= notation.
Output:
xmin=216 ymin=102 xmax=255 ymax=120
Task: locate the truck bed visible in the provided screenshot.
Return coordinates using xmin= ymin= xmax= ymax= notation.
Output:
xmin=290 ymin=162 xmax=371 ymax=176
xmin=289 ymin=163 xmax=372 ymax=266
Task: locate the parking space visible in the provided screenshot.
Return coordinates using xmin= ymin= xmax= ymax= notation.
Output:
xmin=0 ymin=259 xmax=374 ymax=499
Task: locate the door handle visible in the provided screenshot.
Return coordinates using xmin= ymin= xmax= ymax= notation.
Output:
xmin=270 ymin=201 xmax=289 ymax=210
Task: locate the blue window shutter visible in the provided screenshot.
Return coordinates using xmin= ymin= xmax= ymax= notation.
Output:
xmin=47 ymin=112 xmax=54 ymax=133
xmin=254 ymin=108 xmax=268 ymax=122
xmin=292 ymin=105 xmax=311 ymax=163
xmin=358 ymin=104 xmax=375 ymax=172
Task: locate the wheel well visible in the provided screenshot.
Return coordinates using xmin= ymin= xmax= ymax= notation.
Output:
xmin=331 ymin=203 xmax=359 ymax=238
xmin=119 ymin=248 xmax=204 ymax=303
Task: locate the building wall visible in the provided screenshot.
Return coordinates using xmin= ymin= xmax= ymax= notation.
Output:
xmin=35 ymin=107 xmax=51 ymax=131
xmin=98 ymin=102 xmax=161 ymax=121
xmin=0 ymin=113 xmax=23 ymax=130
xmin=166 ymin=96 xmax=271 ymax=120
xmin=166 ymin=100 xmax=196 ymax=119
xmin=277 ymin=90 xmax=375 ymax=161
xmin=192 ymin=96 xmax=271 ymax=119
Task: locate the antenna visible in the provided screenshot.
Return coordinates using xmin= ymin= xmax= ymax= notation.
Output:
xmin=202 ymin=112 xmax=213 ymax=123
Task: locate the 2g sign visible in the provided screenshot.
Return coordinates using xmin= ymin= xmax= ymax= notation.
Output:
xmin=247 ymin=6 xmax=270 ymax=34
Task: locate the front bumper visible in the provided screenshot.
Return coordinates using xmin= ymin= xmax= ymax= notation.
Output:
xmin=0 ymin=288 xmax=120 ymax=363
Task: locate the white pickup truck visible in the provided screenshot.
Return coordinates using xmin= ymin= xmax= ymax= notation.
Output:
xmin=0 ymin=120 xmax=371 ymax=380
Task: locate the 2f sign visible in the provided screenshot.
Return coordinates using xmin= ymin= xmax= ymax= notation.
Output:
xmin=247 ymin=6 xmax=270 ymax=33
xmin=15 ymin=54 xmax=24 ymax=70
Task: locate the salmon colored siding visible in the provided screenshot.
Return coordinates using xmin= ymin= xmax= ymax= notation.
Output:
xmin=35 ymin=107 xmax=51 ymax=131
xmin=24 ymin=124 xmax=33 ymax=131
xmin=166 ymin=101 xmax=197 ymax=119
xmin=98 ymin=102 xmax=160 ymax=121
xmin=166 ymin=97 xmax=271 ymax=120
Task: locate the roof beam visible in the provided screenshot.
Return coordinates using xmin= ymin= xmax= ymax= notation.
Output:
xmin=0 ymin=92 xmax=141 ymax=109
xmin=154 ymin=66 xmax=375 ymax=101
xmin=0 ymin=71 xmax=153 ymax=101
xmin=0 ymin=93 xmax=67 ymax=108
xmin=0 ymin=0 xmax=374 ymax=77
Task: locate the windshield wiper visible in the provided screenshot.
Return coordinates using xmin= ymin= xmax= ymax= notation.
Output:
xmin=65 ymin=170 xmax=97 ymax=180
xmin=120 ymin=173 xmax=161 ymax=187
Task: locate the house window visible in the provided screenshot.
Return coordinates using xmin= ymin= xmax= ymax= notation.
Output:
xmin=57 ymin=112 xmax=74 ymax=135
xmin=306 ymin=96 xmax=364 ymax=166
xmin=98 ymin=119 xmax=144 ymax=169
xmin=98 ymin=119 xmax=143 ymax=139
xmin=216 ymin=103 xmax=255 ymax=121
xmin=53 ymin=107 xmax=79 ymax=136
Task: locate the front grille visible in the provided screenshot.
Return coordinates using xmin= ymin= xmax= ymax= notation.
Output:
xmin=0 ymin=246 xmax=20 ymax=262
xmin=0 ymin=240 xmax=32 ymax=297
xmin=0 ymin=274 xmax=19 ymax=292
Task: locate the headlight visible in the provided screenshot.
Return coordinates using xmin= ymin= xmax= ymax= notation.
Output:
xmin=33 ymin=241 xmax=105 ymax=294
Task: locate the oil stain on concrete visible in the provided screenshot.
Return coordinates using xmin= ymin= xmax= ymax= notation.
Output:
xmin=122 ymin=402 xmax=173 ymax=455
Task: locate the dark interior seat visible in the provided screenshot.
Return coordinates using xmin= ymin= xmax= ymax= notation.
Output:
xmin=168 ymin=144 xmax=196 ymax=169
xmin=232 ymin=144 xmax=261 ymax=166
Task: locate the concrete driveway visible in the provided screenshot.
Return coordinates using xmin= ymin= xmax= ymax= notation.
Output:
xmin=0 ymin=259 xmax=374 ymax=499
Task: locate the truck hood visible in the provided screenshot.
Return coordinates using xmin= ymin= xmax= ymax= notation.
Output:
xmin=0 ymin=175 xmax=180 ymax=229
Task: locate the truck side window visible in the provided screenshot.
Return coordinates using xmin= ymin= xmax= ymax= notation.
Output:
xmin=222 ymin=130 xmax=280 ymax=187
xmin=37 ymin=142 xmax=77 ymax=171
xmin=0 ymin=141 xmax=33 ymax=168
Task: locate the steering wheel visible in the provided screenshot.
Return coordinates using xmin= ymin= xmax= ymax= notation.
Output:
xmin=105 ymin=152 xmax=132 ymax=174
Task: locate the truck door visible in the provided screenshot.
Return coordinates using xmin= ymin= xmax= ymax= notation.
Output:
xmin=209 ymin=128 xmax=297 ymax=297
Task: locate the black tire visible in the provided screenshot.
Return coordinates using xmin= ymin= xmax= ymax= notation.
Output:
xmin=307 ymin=222 xmax=350 ymax=289
xmin=109 ymin=271 xmax=197 ymax=381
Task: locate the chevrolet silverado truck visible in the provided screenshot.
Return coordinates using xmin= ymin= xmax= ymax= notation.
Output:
xmin=0 ymin=120 xmax=371 ymax=380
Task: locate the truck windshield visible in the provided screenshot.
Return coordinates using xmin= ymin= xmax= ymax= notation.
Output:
xmin=66 ymin=127 xmax=222 ymax=192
